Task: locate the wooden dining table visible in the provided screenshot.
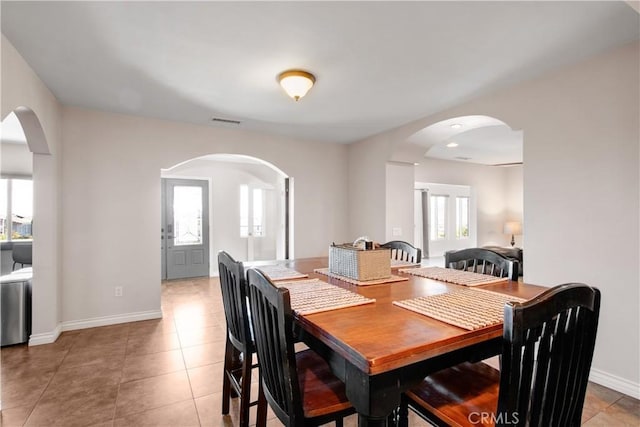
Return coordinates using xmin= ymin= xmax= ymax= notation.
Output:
xmin=249 ymin=257 xmax=546 ymax=427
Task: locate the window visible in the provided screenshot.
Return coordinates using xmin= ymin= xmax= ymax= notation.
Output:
xmin=240 ymin=185 xmax=265 ymax=237
xmin=456 ymin=197 xmax=470 ymax=238
xmin=0 ymin=178 xmax=33 ymax=241
xmin=173 ymin=185 xmax=203 ymax=246
xmin=429 ymin=195 xmax=448 ymax=240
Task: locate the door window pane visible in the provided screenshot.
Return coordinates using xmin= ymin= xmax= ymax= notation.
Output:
xmin=12 ymin=179 xmax=33 ymax=240
xmin=173 ymin=186 xmax=203 ymax=246
xmin=456 ymin=197 xmax=469 ymax=238
xmin=430 ymin=195 xmax=448 ymax=240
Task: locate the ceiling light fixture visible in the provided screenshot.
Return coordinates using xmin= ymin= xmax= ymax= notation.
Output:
xmin=450 ymin=123 xmax=462 ymax=129
xmin=446 ymin=142 xmax=459 ymax=148
xmin=277 ymin=70 xmax=315 ymax=101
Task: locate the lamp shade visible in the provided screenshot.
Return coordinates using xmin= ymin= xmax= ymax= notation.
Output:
xmin=278 ymin=70 xmax=315 ymax=101
xmin=504 ymin=221 xmax=522 ymax=235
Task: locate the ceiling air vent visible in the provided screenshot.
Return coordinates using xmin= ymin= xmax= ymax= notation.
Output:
xmin=211 ymin=117 xmax=241 ymax=125
xmin=454 ymin=156 xmax=471 ymax=161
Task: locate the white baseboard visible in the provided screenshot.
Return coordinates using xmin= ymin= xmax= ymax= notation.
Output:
xmin=61 ymin=310 xmax=163 ymax=332
xmin=27 ymin=310 xmax=163 ymax=346
xmin=28 ymin=323 xmax=62 ymax=346
xmin=590 ymin=368 xmax=640 ymax=399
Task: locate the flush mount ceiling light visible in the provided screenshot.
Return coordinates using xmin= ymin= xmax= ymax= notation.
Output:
xmin=446 ymin=142 xmax=459 ymax=148
xmin=277 ymin=70 xmax=315 ymax=101
xmin=450 ymin=123 xmax=463 ymax=129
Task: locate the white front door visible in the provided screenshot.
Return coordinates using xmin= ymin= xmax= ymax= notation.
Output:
xmin=163 ymin=178 xmax=209 ymax=279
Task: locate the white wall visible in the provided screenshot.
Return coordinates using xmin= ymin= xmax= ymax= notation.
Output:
xmin=163 ymin=158 xmax=284 ymax=273
xmin=61 ymin=106 xmax=349 ymax=325
xmin=354 ymin=42 xmax=640 ymax=396
xmin=385 ymin=162 xmax=415 ymax=244
xmin=415 ymin=158 xmax=513 ymax=248
xmin=505 ymin=165 xmax=523 ymax=247
xmin=1 ymin=143 xmax=33 ymax=176
xmin=348 ymin=137 xmax=390 ymax=242
xmin=1 ymin=35 xmax=63 ymax=344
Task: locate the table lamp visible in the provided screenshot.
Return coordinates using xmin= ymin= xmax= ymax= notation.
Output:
xmin=504 ymin=221 xmax=522 ymax=247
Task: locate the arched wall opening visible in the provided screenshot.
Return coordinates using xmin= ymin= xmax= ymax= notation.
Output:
xmin=1 ymin=107 xmax=52 ymax=346
xmin=161 ymin=153 xmax=293 ymax=278
xmin=387 ymin=114 xmax=523 ymax=261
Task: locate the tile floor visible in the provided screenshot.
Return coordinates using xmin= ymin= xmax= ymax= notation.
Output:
xmin=1 ymin=276 xmax=638 ymax=426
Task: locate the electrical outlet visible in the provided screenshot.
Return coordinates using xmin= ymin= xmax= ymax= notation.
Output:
xmin=115 ymin=286 xmax=123 ymax=297
xmin=392 ymin=227 xmax=402 ymax=237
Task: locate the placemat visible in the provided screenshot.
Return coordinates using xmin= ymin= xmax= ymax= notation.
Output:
xmin=257 ymin=264 xmax=309 ymax=281
xmin=399 ymin=266 xmax=508 ymax=286
xmin=313 ymin=268 xmax=409 ymax=286
xmin=390 ymin=259 xmax=421 ymax=269
xmin=393 ymin=287 xmax=527 ymax=330
xmin=275 ymin=278 xmax=375 ymax=315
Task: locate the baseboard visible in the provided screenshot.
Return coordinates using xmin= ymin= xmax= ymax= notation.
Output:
xmin=61 ymin=310 xmax=163 ymax=332
xmin=590 ymin=368 xmax=640 ymax=399
xmin=28 ymin=323 xmax=62 ymax=346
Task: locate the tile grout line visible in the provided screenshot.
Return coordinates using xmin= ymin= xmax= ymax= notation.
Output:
xmin=20 ymin=334 xmax=80 ymax=427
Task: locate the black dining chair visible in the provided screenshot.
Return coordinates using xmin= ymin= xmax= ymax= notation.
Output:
xmin=246 ymin=268 xmax=356 ymax=427
xmin=381 ymin=240 xmax=422 ymax=264
xmin=12 ymin=241 xmax=33 ymax=271
xmin=445 ymin=247 xmax=519 ymax=282
xmin=218 ymin=251 xmax=262 ymax=427
xmin=401 ymin=283 xmax=601 ymax=427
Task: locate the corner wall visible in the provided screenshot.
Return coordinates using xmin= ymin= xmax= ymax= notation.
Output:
xmin=1 ymin=35 xmax=63 ymax=344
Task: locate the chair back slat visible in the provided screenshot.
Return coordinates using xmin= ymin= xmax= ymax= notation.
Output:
xmin=381 ymin=241 xmax=422 ymax=263
xmin=218 ymin=251 xmax=252 ymax=352
xmin=445 ymin=248 xmax=519 ymax=281
xmin=497 ymin=283 xmax=600 ymax=427
xmin=247 ymin=268 xmax=304 ymax=426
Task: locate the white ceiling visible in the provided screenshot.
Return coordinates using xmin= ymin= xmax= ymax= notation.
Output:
xmin=409 ymin=115 xmax=523 ymax=165
xmin=2 ymin=2 xmax=638 ymax=145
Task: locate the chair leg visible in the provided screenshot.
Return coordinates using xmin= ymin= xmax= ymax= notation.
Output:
xmin=398 ymin=396 xmax=409 ymax=427
xmin=335 ymin=419 xmax=343 ymax=427
xmin=256 ymin=378 xmax=268 ymax=427
xmin=238 ymin=352 xmax=253 ymax=427
xmin=222 ymin=337 xmax=237 ymax=415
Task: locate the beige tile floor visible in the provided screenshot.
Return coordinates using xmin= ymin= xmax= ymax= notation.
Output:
xmin=1 ymin=277 xmax=638 ymax=426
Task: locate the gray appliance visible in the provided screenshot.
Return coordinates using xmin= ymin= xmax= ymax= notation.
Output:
xmin=1 ymin=268 xmax=32 ymax=346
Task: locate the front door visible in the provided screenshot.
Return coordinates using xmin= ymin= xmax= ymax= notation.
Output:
xmin=163 ymin=178 xmax=209 ymax=279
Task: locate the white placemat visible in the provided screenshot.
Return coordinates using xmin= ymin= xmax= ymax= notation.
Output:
xmin=275 ymin=278 xmax=375 ymax=315
xmin=390 ymin=259 xmax=421 ymax=269
xmin=393 ymin=287 xmax=527 ymax=330
xmin=257 ymin=264 xmax=309 ymax=281
xmin=314 ymin=268 xmax=409 ymax=286
xmin=399 ymin=266 xmax=509 ymax=286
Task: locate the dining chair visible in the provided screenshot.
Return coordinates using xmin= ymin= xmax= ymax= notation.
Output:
xmin=246 ymin=268 xmax=356 ymax=427
xmin=218 ymin=251 xmax=261 ymax=427
xmin=381 ymin=240 xmax=422 ymax=263
xmin=444 ymin=248 xmax=519 ymax=282
xmin=401 ymin=283 xmax=601 ymax=427
xmin=12 ymin=241 xmax=33 ymax=271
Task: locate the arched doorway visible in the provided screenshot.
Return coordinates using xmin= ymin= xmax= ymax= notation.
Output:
xmin=161 ymin=154 xmax=291 ymax=279
xmin=1 ymin=107 xmax=53 ymax=346
xmin=399 ymin=115 xmax=523 ymax=259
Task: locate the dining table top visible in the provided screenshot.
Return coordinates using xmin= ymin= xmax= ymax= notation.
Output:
xmin=247 ymin=257 xmax=547 ymax=376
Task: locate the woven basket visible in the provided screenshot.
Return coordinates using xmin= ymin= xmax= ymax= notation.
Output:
xmin=329 ymin=244 xmax=391 ymax=281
